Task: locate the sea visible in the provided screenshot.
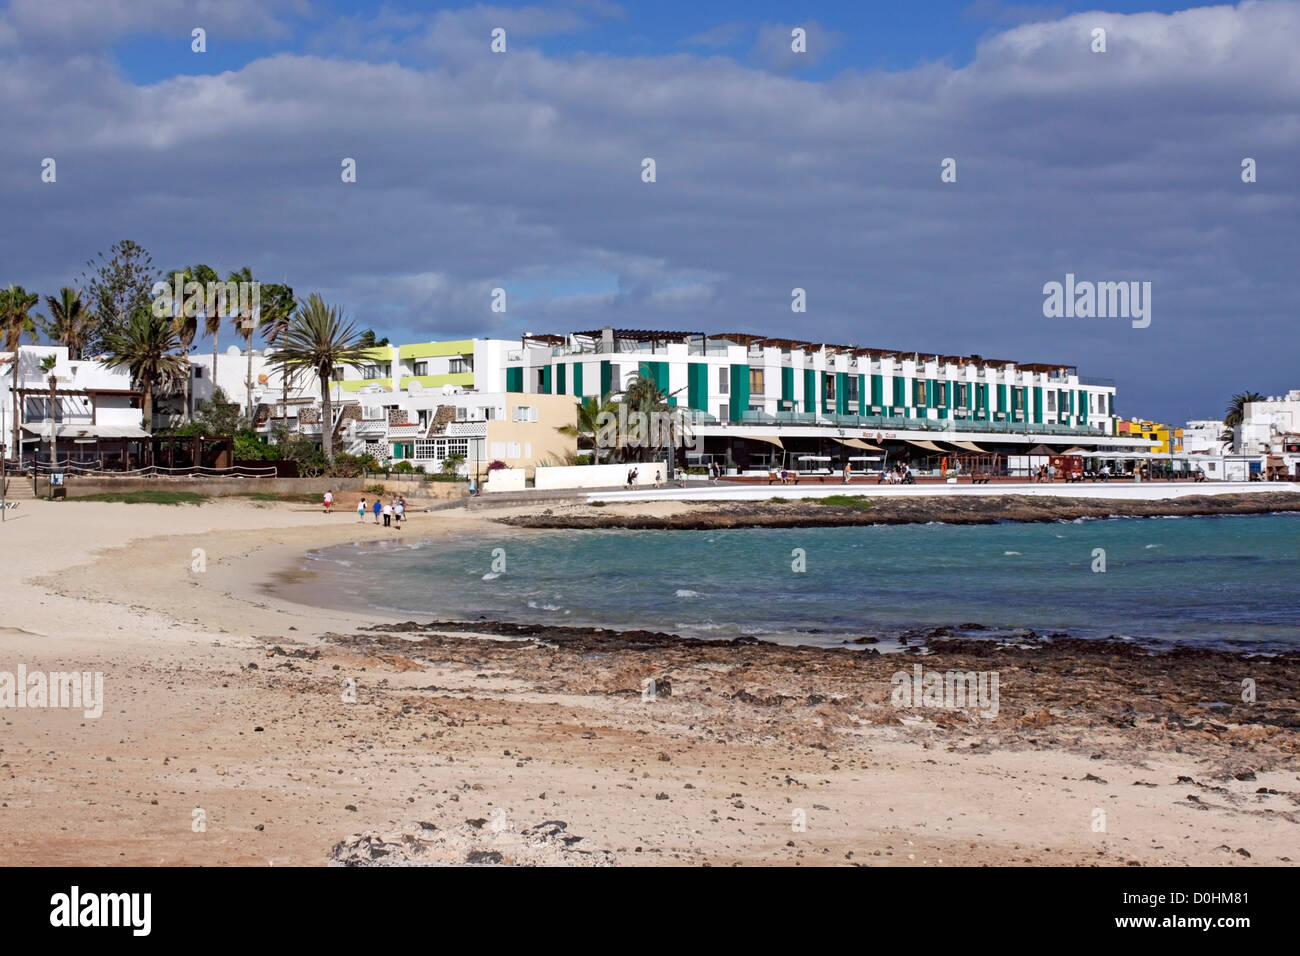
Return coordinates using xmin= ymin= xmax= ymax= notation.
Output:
xmin=291 ymin=512 xmax=1300 ymax=652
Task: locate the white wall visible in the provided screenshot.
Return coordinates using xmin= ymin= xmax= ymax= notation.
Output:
xmin=534 ymin=461 xmax=665 ymax=490
xmin=484 ymin=467 xmax=526 ymax=492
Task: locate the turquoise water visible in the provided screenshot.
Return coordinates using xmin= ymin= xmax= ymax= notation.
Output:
xmin=300 ymin=514 xmax=1300 ymax=650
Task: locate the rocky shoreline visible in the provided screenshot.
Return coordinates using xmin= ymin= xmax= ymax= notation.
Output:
xmin=321 ymin=619 xmax=1300 ymax=766
xmin=496 ymin=492 xmax=1300 ymax=530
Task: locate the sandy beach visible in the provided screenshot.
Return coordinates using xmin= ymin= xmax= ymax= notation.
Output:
xmin=1 ymin=494 xmax=1296 ymax=866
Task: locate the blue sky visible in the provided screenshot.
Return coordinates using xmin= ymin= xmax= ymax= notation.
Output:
xmin=2 ymin=0 xmax=1297 ymax=424
xmin=112 ymin=1 xmax=1225 ymax=83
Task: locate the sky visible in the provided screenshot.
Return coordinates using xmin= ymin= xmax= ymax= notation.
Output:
xmin=1 ymin=0 xmax=1297 ymax=424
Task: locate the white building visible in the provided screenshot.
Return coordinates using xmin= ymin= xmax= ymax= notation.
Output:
xmin=185 ymin=346 xmax=321 ymax=432
xmin=1181 ymin=419 xmax=1226 ymax=455
xmin=1 ymin=345 xmax=147 ymax=466
xmin=1235 ymin=390 xmax=1300 ymax=455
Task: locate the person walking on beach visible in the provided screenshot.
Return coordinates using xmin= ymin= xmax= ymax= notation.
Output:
xmin=357 ymin=497 xmax=367 ymax=521
xmin=394 ymin=497 xmax=405 ymax=530
xmin=382 ymin=499 xmax=392 ymax=527
xmin=372 ymin=498 xmax=382 ymax=524
xmin=323 ymin=490 xmax=333 ymax=515
xmin=842 ymin=461 xmax=852 ymax=485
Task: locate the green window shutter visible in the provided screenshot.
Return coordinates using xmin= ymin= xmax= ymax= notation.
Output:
xmin=573 ymin=362 xmax=584 ymax=397
xmin=688 ymin=363 xmax=708 ymax=412
xmin=1078 ymin=390 xmax=1088 ymax=422
xmin=858 ymin=374 xmax=867 ymax=416
xmin=871 ymin=375 xmax=883 ymax=408
xmin=836 ymin=372 xmax=848 ymax=415
xmin=805 ymin=369 xmax=816 ymax=414
xmin=781 ymin=367 xmax=794 ymax=403
xmin=540 ymin=366 xmax=552 ymax=394
xmin=506 ymin=367 xmax=523 ymax=393
xmin=1108 ymin=393 xmax=1114 ymax=416
xmin=600 ymin=361 xmax=612 ymax=398
xmin=556 ymin=363 xmax=566 ymax=395
xmin=1033 ymin=387 xmax=1043 ymax=423
xmin=729 ymin=364 xmax=750 ymax=422
xmin=996 ymin=384 xmax=1007 ymax=413
xmin=893 ymin=377 xmax=905 ymax=411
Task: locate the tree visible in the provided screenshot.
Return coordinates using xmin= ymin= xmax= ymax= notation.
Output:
xmin=40 ymin=354 xmax=57 ymax=473
xmin=556 ymin=393 xmax=619 ymax=464
xmin=255 ymin=281 xmax=296 ymax=427
xmin=358 ymin=329 xmax=390 ymax=348
xmin=226 ymin=266 xmax=259 ymax=422
xmin=190 ymin=263 xmax=223 ymax=386
xmin=2 ymin=284 xmax=42 ymax=456
xmin=102 ymin=308 xmax=187 ymax=435
xmin=441 ymin=453 xmax=465 ymax=475
xmin=274 ymin=294 xmax=370 ymax=460
xmin=1220 ymin=391 xmax=1266 ymax=449
xmin=617 ymin=370 xmax=688 ymax=464
xmin=166 ymin=266 xmax=199 ymax=423
xmin=42 ymin=288 xmax=93 ymax=360
xmin=80 ymin=240 xmax=157 ymax=356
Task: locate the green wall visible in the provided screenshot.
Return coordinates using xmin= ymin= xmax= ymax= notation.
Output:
xmin=729 ymin=364 xmax=750 ymax=422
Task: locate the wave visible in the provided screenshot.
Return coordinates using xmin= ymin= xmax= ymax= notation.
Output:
xmin=675 ymin=588 xmax=701 ymax=598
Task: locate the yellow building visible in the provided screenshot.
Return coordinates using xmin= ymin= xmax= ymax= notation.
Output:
xmin=1118 ymin=418 xmax=1183 ymax=454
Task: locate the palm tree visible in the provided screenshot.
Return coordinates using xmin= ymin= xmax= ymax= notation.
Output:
xmin=42 ymin=288 xmax=93 ymax=360
xmin=226 ymin=266 xmax=259 ymax=422
xmin=2 ymin=285 xmax=42 ymax=457
xmin=257 ymin=282 xmax=295 ymax=424
xmin=1220 ymin=391 xmax=1266 ymax=449
xmin=167 ymin=267 xmax=198 ymax=423
xmin=191 ymin=263 xmax=222 ymax=384
xmin=40 ymin=354 xmax=57 ymax=473
xmin=274 ymin=294 xmax=370 ymax=460
xmin=618 ymin=370 xmax=688 ymax=464
xmin=102 ymin=308 xmax=187 ymax=436
xmin=556 ymin=393 xmax=620 ymax=463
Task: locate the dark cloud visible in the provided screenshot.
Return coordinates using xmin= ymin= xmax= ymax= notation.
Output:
xmin=1 ymin=2 xmax=1297 ymax=422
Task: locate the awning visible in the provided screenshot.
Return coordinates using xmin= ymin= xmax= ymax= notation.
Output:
xmin=906 ymin=440 xmax=945 ymax=452
xmin=22 ymin=424 xmax=150 ymax=439
xmin=834 ymin=437 xmax=884 ymax=451
xmin=748 ymin=435 xmax=784 ymax=449
xmin=949 ymin=440 xmax=988 ymax=453
xmin=1062 ymin=446 xmax=1089 ymax=454
xmin=1026 ymin=444 xmax=1057 ymax=456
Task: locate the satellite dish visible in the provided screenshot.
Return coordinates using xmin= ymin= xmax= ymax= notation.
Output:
xmin=407 ymin=380 xmax=424 ymax=394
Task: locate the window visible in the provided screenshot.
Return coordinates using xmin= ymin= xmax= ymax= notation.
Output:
xmin=1012 ymin=389 xmax=1023 ymax=411
xmin=955 ymin=383 xmax=967 ymax=408
xmin=825 ymin=373 xmax=836 ymax=401
xmin=413 ymin=361 xmax=428 ymax=376
xmin=362 ymin=364 xmax=390 ymax=380
xmin=507 ymin=442 xmax=521 ymax=459
xmin=718 ymin=367 xmax=728 ymax=394
xmin=913 ymin=380 xmax=926 ymax=406
xmin=513 ymin=405 xmax=538 ymax=423
xmin=1047 ymin=391 xmax=1056 ymax=413
xmin=449 ymin=358 xmax=470 ymax=374
xmin=331 ymin=367 xmax=345 ymax=381
xmin=846 ymin=376 xmax=858 ymax=401
xmin=194 ymin=367 xmax=204 ymax=379
xmin=456 ymin=406 xmax=468 ymax=420
xmin=749 ymin=369 xmax=765 ymax=395
xmin=413 ymin=437 xmax=468 ymax=462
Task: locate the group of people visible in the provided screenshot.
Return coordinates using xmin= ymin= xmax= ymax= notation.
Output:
xmin=355 ymin=495 xmax=407 ymax=529
xmin=1032 ymin=463 xmax=1058 ymax=483
xmin=877 ymin=463 xmax=915 ymax=484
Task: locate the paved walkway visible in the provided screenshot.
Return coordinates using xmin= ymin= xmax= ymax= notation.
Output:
xmin=580 ymin=480 xmax=1300 ymax=503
